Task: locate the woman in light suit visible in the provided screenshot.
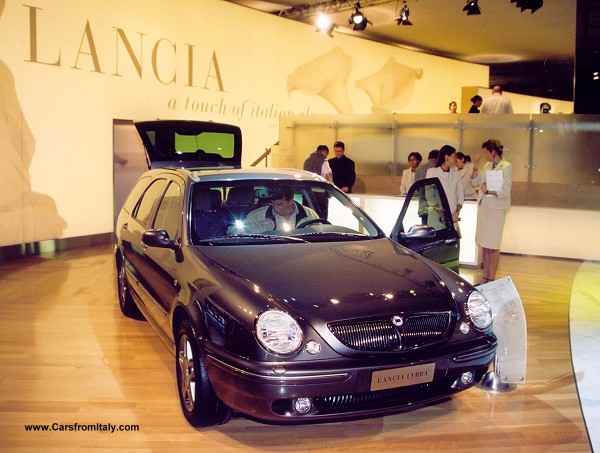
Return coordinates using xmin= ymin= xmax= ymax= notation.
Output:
xmin=471 ymin=139 xmax=512 ymax=284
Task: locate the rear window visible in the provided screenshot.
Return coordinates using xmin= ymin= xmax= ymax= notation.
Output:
xmin=174 ymin=131 xmax=235 ymax=159
xmin=135 ymin=120 xmax=242 ymax=168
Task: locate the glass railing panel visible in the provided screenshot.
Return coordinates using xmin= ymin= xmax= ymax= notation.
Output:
xmin=278 ymin=115 xmax=395 ymax=193
xmin=529 ymin=114 xmax=600 ymax=209
xmin=278 ymin=114 xmax=600 ymax=211
xmin=393 ymin=114 xmax=461 ymax=196
xmin=461 ymin=114 xmax=532 ymax=205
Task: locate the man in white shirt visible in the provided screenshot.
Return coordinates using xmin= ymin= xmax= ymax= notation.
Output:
xmin=480 ymin=86 xmax=514 ymax=114
xmin=232 ymin=187 xmax=319 ymax=234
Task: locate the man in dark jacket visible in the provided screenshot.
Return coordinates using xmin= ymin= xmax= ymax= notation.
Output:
xmin=328 ymin=141 xmax=356 ymax=193
xmin=303 ymin=144 xmax=332 ymax=182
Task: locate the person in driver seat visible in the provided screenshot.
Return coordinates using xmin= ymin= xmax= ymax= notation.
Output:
xmin=230 ymin=187 xmax=319 ymax=234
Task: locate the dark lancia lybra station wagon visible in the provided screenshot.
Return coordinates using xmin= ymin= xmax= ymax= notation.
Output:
xmin=114 ymin=120 xmax=496 ymax=426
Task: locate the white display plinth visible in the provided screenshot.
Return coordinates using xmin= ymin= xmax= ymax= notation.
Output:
xmin=477 ymin=276 xmax=527 ymax=389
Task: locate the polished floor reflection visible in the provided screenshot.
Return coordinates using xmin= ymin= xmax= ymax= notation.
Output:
xmin=0 ymin=246 xmax=593 ymax=451
xmin=570 ymin=262 xmax=600 ymax=451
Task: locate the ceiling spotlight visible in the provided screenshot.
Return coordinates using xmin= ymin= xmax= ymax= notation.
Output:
xmin=463 ymin=0 xmax=481 ymax=15
xmin=348 ymin=2 xmax=371 ymax=31
xmin=396 ymin=1 xmax=412 ymax=26
xmin=316 ymin=13 xmax=337 ymax=37
xmin=513 ymin=0 xmax=543 ymax=14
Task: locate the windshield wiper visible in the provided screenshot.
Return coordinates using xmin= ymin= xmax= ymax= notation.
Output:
xmin=293 ymin=232 xmax=372 ymax=240
xmin=196 ymin=234 xmax=307 ymax=244
xmin=234 ymin=234 xmax=307 ymax=242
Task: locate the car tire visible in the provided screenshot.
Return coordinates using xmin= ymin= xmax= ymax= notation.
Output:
xmin=176 ymin=319 xmax=232 ymax=427
xmin=116 ymin=256 xmax=143 ymax=319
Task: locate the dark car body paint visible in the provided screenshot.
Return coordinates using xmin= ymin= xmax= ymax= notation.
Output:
xmin=115 ymin=121 xmax=496 ymax=424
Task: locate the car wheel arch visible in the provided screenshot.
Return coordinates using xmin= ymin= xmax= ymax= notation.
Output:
xmin=115 ymin=249 xmax=143 ymax=320
xmin=172 ymin=301 xmax=207 ymax=343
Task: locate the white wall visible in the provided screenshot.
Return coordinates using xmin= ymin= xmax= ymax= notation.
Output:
xmin=0 ymin=0 xmax=489 ymax=247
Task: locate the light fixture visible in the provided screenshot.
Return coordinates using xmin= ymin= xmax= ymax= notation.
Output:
xmin=279 ymin=1 xmax=545 ymax=32
xmin=512 ymin=0 xmax=543 ymax=14
xmin=396 ymin=1 xmax=412 ymax=26
xmin=315 ymin=12 xmax=337 ymax=37
xmin=348 ymin=2 xmax=371 ymax=31
xmin=463 ymin=0 xmax=481 ymax=15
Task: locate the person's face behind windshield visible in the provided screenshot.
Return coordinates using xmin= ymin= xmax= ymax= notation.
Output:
xmin=271 ymin=197 xmax=294 ymax=217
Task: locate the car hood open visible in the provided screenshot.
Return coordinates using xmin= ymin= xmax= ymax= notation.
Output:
xmin=199 ymin=238 xmax=456 ymax=322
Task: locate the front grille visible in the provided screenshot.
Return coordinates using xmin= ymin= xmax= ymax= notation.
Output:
xmin=270 ymin=367 xmax=490 ymax=417
xmin=315 ymin=380 xmax=451 ymax=414
xmin=313 ymin=367 xmax=489 ymax=415
xmin=329 ymin=312 xmax=452 ymax=352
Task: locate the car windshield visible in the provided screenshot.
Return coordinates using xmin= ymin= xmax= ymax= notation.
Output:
xmin=189 ymin=180 xmax=384 ymax=245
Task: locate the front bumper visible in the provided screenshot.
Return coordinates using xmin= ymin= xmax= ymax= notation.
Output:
xmin=202 ymin=335 xmax=497 ymax=423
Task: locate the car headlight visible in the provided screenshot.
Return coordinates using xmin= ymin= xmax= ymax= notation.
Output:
xmin=466 ymin=290 xmax=493 ymax=330
xmin=256 ymin=310 xmax=303 ymax=355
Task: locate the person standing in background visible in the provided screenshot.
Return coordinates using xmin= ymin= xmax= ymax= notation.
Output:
xmin=471 ymin=139 xmax=513 ymax=284
xmin=426 ymin=145 xmax=464 ymax=226
xmin=303 ymin=144 xmax=333 ymax=182
xmin=456 ymin=152 xmax=478 ymax=199
xmin=414 ymin=149 xmax=439 ymax=183
xmin=399 ymin=151 xmax=422 ymax=195
xmin=540 ymin=102 xmax=552 ymax=114
xmin=480 ymin=85 xmax=514 ymax=114
xmin=468 ymin=95 xmax=483 ymax=113
xmin=328 ymin=140 xmax=356 ymax=193
xmin=414 ymin=149 xmax=438 ymax=224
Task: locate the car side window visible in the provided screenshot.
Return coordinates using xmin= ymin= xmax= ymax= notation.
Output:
xmin=133 ymin=179 xmax=168 ymax=227
xmin=424 ymin=183 xmax=448 ymax=231
xmin=153 ymin=182 xmax=182 ymax=240
xmin=403 ymin=182 xmax=448 ymax=232
xmin=122 ymin=176 xmax=152 ymax=214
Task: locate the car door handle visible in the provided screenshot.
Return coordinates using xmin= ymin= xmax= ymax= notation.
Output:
xmin=445 ymin=238 xmax=457 ymax=244
xmin=123 ymin=222 xmax=128 ymax=230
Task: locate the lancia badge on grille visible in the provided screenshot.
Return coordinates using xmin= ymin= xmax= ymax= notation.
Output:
xmin=391 ymin=315 xmax=404 ymax=327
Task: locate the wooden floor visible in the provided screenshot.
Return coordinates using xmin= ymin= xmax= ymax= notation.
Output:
xmin=0 ymin=245 xmax=592 ymax=452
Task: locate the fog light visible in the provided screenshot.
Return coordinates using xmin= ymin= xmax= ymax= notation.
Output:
xmin=294 ymin=397 xmax=312 ymax=414
xmin=273 ymin=366 xmax=287 ymax=374
xmin=459 ymin=322 xmax=470 ymax=335
xmin=461 ymin=371 xmax=474 ymax=385
xmin=306 ymin=340 xmax=321 ymax=355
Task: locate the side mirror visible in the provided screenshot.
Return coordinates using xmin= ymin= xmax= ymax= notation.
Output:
xmin=142 ymin=229 xmax=177 ymax=249
xmin=400 ymin=225 xmax=436 ymax=239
